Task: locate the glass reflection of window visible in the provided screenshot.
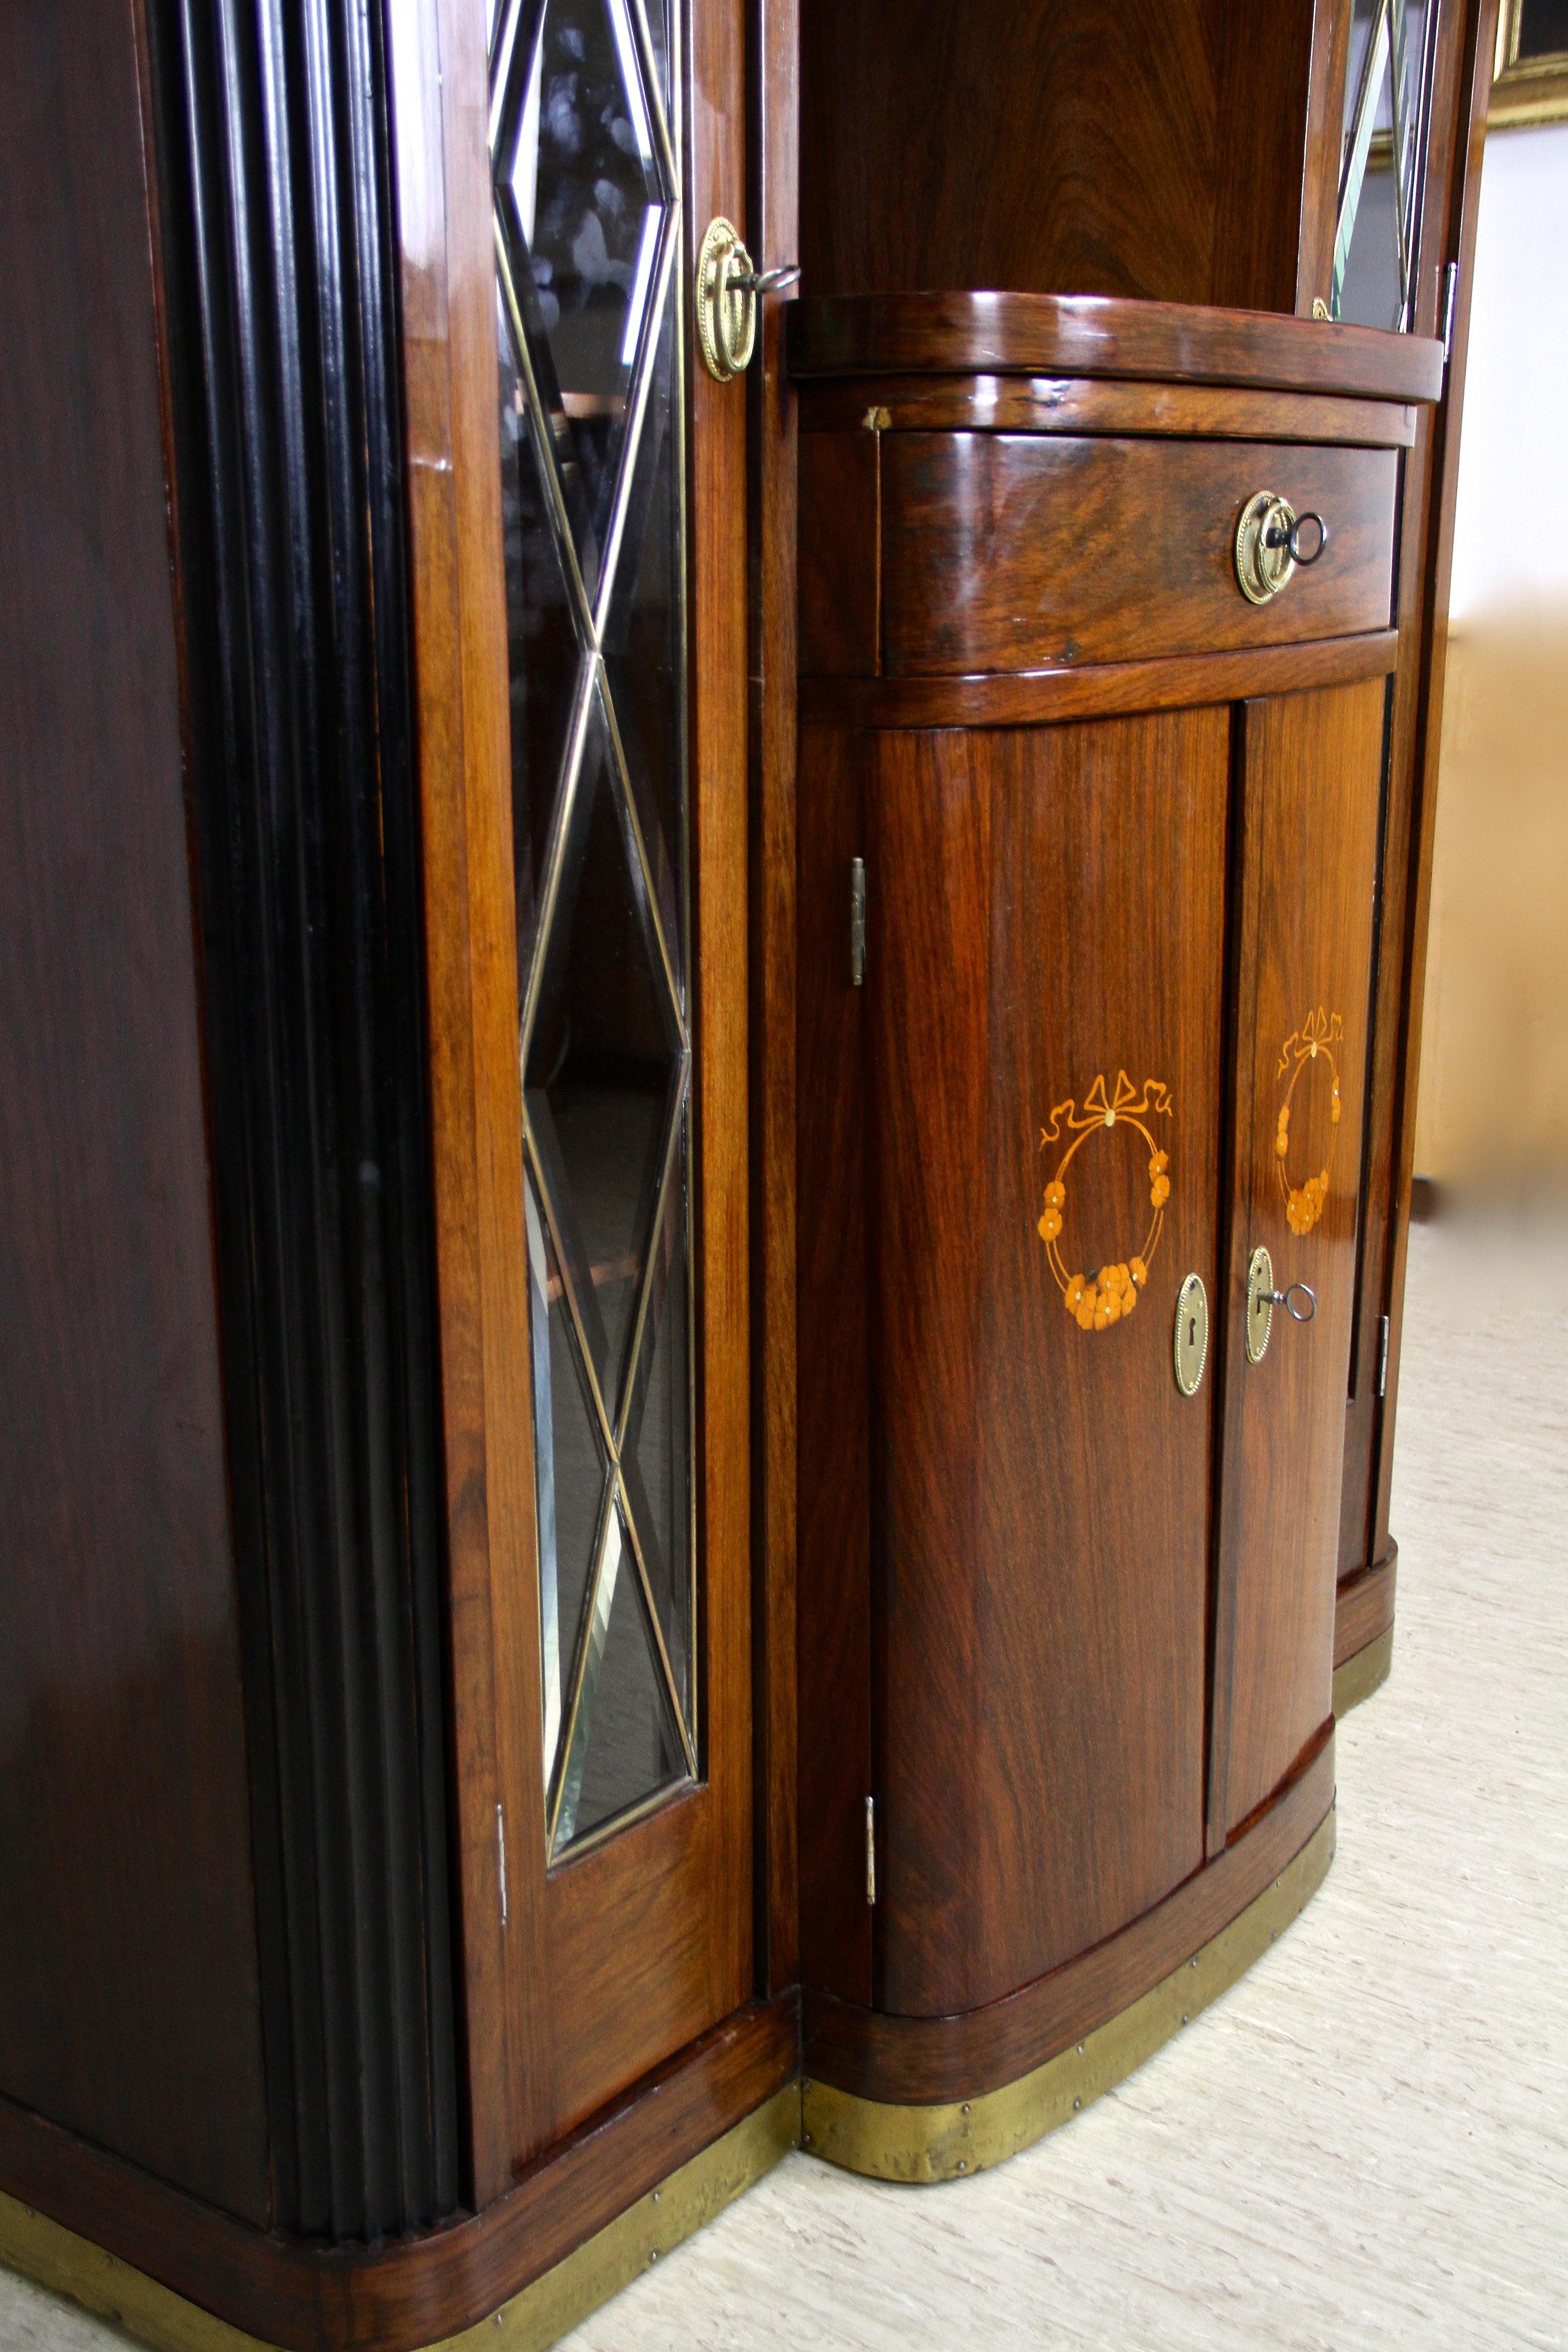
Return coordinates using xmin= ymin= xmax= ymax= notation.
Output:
xmin=489 ymin=0 xmax=696 ymax=1861
xmin=1333 ymin=0 xmax=1439 ymax=330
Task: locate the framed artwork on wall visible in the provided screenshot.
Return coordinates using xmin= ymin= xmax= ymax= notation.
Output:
xmin=1491 ymin=0 xmax=1568 ymax=125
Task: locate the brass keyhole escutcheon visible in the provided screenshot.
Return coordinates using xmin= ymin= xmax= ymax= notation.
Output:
xmin=1246 ymin=1245 xmax=1276 ymax=1362
xmin=1235 ymin=492 xmax=1329 ymax=605
xmin=1174 ymin=1274 xmax=1208 ymax=1397
xmin=1246 ymin=1244 xmax=1318 ymax=1363
xmin=696 ymin=220 xmax=800 ymax=383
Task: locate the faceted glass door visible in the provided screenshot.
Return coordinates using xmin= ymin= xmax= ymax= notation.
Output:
xmin=489 ymin=0 xmax=696 ymax=1859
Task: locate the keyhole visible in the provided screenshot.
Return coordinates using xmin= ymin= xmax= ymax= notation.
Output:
xmin=1188 ymin=1316 xmax=1197 ymax=1350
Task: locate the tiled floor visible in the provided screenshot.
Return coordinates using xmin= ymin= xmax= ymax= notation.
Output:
xmin=5 ymin=1215 xmax=1566 ymax=2351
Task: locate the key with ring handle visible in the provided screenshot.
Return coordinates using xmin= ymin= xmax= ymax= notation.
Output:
xmin=1245 ymin=1245 xmax=1317 ymax=1363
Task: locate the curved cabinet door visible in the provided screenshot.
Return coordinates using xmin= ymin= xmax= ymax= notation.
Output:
xmin=864 ymin=708 xmax=1228 ymax=2017
xmin=1210 ymin=680 xmax=1387 ymax=1842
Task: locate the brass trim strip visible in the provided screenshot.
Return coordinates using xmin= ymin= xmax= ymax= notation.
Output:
xmin=800 ymin=1805 xmax=1336 ymax=2184
xmin=0 ymin=2087 xmax=801 ymax=2352
xmin=1333 ymin=1625 xmax=1394 ymax=1720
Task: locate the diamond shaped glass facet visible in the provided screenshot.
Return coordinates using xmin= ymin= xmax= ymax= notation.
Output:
xmin=493 ymin=0 xmax=672 ymax=605
xmin=620 ymin=1160 xmax=692 ymax=1735
xmin=524 ymin=681 xmax=684 ymax=1426
xmin=602 ymin=280 xmax=684 ymax=985
xmin=554 ymin=1499 xmax=687 ymax=1850
xmin=497 ymin=289 xmax=586 ymax=981
xmin=525 ymin=1169 xmax=613 ymax=1786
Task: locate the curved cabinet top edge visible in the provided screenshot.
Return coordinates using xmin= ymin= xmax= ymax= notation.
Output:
xmin=787 ymin=292 xmax=1445 ymax=404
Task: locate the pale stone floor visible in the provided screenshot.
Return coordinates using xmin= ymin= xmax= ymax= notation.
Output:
xmin=4 ymin=1215 xmax=1566 ymax=2351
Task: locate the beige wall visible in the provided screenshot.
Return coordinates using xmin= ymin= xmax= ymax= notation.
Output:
xmin=1415 ymin=122 xmax=1568 ymax=1188
xmin=1416 ymin=618 xmax=1568 ymax=1185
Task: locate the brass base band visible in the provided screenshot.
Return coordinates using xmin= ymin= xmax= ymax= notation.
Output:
xmin=1333 ymin=1625 xmax=1394 ymax=1719
xmin=800 ymin=1804 xmax=1336 ymax=2184
xmin=0 ymin=2088 xmax=800 ymax=2352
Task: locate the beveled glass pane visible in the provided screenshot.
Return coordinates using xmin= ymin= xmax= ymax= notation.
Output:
xmin=554 ymin=1500 xmax=686 ymax=1849
xmin=1334 ymin=0 xmax=1432 ymax=331
xmin=525 ymin=1170 xmax=613 ymax=1784
xmin=493 ymin=0 xmax=672 ymax=603
xmin=497 ymin=289 xmax=584 ymax=979
xmin=620 ymin=1156 xmax=692 ymax=1733
xmin=603 ymin=281 xmax=684 ymax=986
xmin=524 ymin=683 xmax=683 ymax=1422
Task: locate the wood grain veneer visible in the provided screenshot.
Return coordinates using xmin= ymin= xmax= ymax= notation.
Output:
xmin=1210 ymin=681 xmax=1386 ymax=1843
xmin=0 ymin=1997 xmax=799 ymax=2352
xmin=1334 ymin=1548 xmax=1398 ymax=1669
xmin=875 ymin=436 xmax=1397 ymax=676
xmin=789 ymin=293 xmax=1445 ymax=403
xmin=804 ymin=1736 xmax=1333 ymax=2107
xmin=0 ymin=0 xmax=269 ymax=2228
xmin=863 ymin=708 xmax=1228 ymax=2016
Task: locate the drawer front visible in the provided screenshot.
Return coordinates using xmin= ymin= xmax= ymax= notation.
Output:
xmin=880 ymin=434 xmax=1398 ymax=676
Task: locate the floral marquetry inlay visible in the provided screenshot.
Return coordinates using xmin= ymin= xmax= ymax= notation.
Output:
xmin=1275 ymin=1009 xmax=1343 ymax=1237
xmin=1037 ymin=1072 xmax=1173 ymax=1333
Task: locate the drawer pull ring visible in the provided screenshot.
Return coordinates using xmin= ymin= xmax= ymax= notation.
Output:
xmin=1265 ymin=510 xmax=1329 ymax=566
xmin=1235 ymin=493 xmax=1327 ymax=604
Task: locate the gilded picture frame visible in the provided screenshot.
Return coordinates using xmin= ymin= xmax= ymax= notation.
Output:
xmin=1491 ymin=0 xmax=1568 ymax=128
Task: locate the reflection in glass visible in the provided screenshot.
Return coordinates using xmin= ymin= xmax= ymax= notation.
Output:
xmin=553 ymin=1502 xmax=687 ymax=1848
xmin=525 ymin=1172 xmax=612 ymax=1787
xmin=491 ymin=0 xmax=694 ymax=1857
xmin=492 ymin=0 xmax=676 ymax=606
xmin=1333 ymin=0 xmax=1436 ymax=330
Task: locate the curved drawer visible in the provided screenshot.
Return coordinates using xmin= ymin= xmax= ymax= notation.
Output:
xmin=800 ymin=430 xmax=1399 ymax=678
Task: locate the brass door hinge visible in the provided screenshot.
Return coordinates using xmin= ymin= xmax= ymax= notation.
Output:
xmin=850 ymin=856 xmax=866 ymax=987
xmin=1378 ymin=1313 xmax=1390 ymax=1398
xmin=865 ymin=1796 xmax=877 ymax=1906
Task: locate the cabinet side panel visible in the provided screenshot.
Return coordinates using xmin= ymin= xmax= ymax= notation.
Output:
xmin=796 ymin=729 xmax=874 ymax=2004
xmin=866 ymin=736 xmax=993 ymax=2015
xmin=0 ymin=0 xmax=268 ymax=2223
xmin=1224 ymin=681 xmax=1386 ymax=1833
xmin=975 ymin=713 xmax=1224 ymax=2001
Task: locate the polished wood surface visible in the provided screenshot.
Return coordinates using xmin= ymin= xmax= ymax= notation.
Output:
xmin=387 ymin=0 xmax=551 ymax=2190
xmin=0 ymin=0 xmax=268 ymax=2226
xmin=1211 ymin=681 xmax=1385 ymax=1842
xmin=798 ymin=377 xmax=1419 ymax=446
xmin=0 ymin=1996 xmax=798 ymax=2352
xmin=804 ymin=1737 xmax=1333 ymax=2107
xmin=799 ymin=630 xmax=1399 ymax=730
xmin=795 ymin=727 xmax=873 ymax=2009
xmin=789 ymin=293 xmax=1446 ymax=402
xmin=798 ymin=0 xmax=1328 ymax=312
xmin=797 ymin=431 xmax=880 ymax=677
xmin=1334 ymin=1549 xmax=1398 ymax=1669
xmin=749 ymin=0 xmax=803 ymax=1999
xmin=864 ymin=709 xmax=1227 ymax=2015
xmin=391 ymin=0 xmax=755 ymax=2173
xmin=875 ymin=436 xmax=1397 ymax=676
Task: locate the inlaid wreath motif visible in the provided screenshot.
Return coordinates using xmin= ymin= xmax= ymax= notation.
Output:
xmin=1275 ymin=1008 xmax=1343 ymax=1237
xmin=1037 ymin=1071 xmax=1173 ymax=1332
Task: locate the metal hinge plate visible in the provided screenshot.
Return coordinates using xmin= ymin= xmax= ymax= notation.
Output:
xmin=1378 ymin=1314 xmax=1390 ymax=1398
xmin=865 ymin=1796 xmax=877 ymax=1906
xmin=850 ymin=856 xmax=866 ymax=987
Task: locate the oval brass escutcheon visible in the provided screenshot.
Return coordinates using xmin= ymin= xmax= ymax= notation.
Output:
xmin=1235 ymin=490 xmax=1297 ymax=604
xmin=1246 ymin=1244 xmax=1275 ymax=1363
xmin=1174 ymin=1274 xmax=1208 ymax=1397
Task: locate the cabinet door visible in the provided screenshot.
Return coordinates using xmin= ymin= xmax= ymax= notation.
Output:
xmin=866 ymin=710 xmax=1228 ymax=2015
xmin=399 ymin=0 xmax=752 ymax=2181
xmin=1212 ymin=681 xmax=1386 ymax=1842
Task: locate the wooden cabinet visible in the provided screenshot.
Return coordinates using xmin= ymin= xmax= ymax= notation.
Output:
xmin=794 ymin=297 xmax=1436 ymax=2149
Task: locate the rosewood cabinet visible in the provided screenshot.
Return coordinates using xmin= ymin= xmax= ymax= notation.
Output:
xmin=793 ymin=299 xmax=1439 ymax=2165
